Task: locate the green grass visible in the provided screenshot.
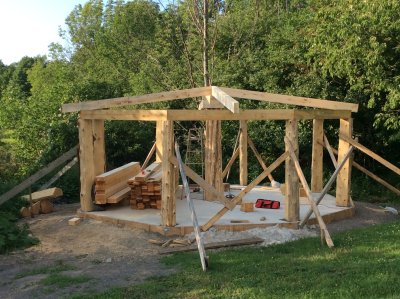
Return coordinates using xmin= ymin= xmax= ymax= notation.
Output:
xmin=71 ymin=221 xmax=400 ymax=299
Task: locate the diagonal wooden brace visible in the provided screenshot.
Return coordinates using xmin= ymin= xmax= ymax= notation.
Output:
xmin=201 ymin=151 xmax=289 ymax=232
xmin=284 ymin=136 xmax=334 ymax=248
xmin=169 ymin=156 xmax=235 ymax=210
xmin=247 ymin=136 xmax=275 ymax=182
xmin=299 ymin=145 xmax=354 ymax=228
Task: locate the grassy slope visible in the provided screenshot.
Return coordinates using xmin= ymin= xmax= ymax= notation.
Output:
xmin=73 ymin=221 xmax=400 ymax=299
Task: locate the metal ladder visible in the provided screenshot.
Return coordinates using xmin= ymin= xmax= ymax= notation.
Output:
xmin=184 ymin=128 xmax=205 ymax=179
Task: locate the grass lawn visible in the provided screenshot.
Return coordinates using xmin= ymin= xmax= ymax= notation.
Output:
xmin=72 ymin=221 xmax=400 ymax=299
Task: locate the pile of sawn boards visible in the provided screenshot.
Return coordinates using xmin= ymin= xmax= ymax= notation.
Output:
xmin=128 ymin=162 xmax=162 ymax=210
xmin=94 ymin=161 xmax=162 ymax=210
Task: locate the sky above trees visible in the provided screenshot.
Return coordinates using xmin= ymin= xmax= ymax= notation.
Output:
xmin=0 ymin=0 xmax=87 ymax=65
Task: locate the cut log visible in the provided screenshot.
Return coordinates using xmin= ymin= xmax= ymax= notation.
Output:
xmin=22 ymin=187 xmax=63 ymax=203
xmin=107 ymin=187 xmax=130 ymax=204
xmin=20 ymin=207 xmax=31 ymax=218
xmin=31 ymin=202 xmax=41 ymax=215
xmin=40 ymin=199 xmax=54 ymax=214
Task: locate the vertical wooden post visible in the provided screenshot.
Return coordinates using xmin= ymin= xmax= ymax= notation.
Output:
xmin=204 ymin=120 xmax=223 ymax=200
xmin=311 ymin=119 xmax=324 ymax=192
xmin=92 ymin=120 xmax=106 ymax=176
xmin=155 ymin=120 xmax=163 ymax=162
xmin=161 ymin=120 xmax=176 ymax=226
xmin=336 ymin=118 xmax=353 ymax=207
xmin=78 ymin=117 xmax=95 ymax=212
xmin=285 ymin=119 xmax=299 ymax=224
xmin=239 ymin=120 xmax=248 ymax=186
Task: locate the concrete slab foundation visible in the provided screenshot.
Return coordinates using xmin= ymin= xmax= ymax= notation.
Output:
xmin=78 ymin=186 xmax=354 ymax=236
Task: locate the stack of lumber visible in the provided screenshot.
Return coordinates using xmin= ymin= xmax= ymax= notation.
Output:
xmin=20 ymin=187 xmax=63 ymax=217
xmin=95 ymin=162 xmax=141 ymax=204
xmin=128 ymin=162 xmax=162 ymax=210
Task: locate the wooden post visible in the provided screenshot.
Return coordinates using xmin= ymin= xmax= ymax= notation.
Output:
xmin=78 ymin=118 xmax=95 ymax=212
xmin=156 ymin=120 xmax=163 ymax=162
xmin=161 ymin=121 xmax=176 ymax=226
xmin=336 ymin=118 xmax=353 ymax=207
xmin=239 ymin=120 xmax=248 ymax=185
xmin=311 ymin=119 xmax=324 ymax=192
xmin=204 ymin=120 xmax=223 ymax=200
xmin=92 ymin=120 xmax=106 ymax=175
xmin=284 ymin=119 xmax=299 ymax=223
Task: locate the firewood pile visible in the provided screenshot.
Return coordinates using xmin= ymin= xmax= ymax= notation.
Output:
xmin=128 ymin=162 xmax=162 ymax=210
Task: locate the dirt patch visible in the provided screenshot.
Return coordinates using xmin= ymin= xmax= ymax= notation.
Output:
xmin=0 ymin=201 xmax=398 ymax=298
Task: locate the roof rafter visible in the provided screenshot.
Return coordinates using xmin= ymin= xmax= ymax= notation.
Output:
xmin=62 ymin=86 xmax=211 ymax=113
xmin=220 ymin=87 xmax=359 ymax=112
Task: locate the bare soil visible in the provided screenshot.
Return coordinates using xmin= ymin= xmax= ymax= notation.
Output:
xmin=0 ymin=201 xmax=398 ymax=299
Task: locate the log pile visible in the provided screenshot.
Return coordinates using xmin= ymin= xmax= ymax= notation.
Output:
xmin=20 ymin=187 xmax=63 ymax=217
xmin=128 ymin=162 xmax=162 ymax=210
xmin=95 ymin=162 xmax=141 ymax=204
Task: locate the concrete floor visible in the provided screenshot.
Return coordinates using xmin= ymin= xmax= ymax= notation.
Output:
xmin=83 ymin=186 xmax=352 ymax=230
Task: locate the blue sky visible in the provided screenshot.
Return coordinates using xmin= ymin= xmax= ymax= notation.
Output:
xmin=0 ymin=0 xmax=87 ymax=65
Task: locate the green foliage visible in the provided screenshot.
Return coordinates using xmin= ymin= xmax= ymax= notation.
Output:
xmin=70 ymin=221 xmax=400 ymax=298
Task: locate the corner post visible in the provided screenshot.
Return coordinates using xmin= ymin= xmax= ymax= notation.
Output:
xmin=336 ymin=118 xmax=353 ymax=206
xmin=156 ymin=120 xmax=163 ymax=162
xmin=161 ymin=120 xmax=176 ymax=226
xmin=311 ymin=119 xmax=324 ymax=192
xmin=78 ymin=116 xmax=95 ymax=212
xmin=204 ymin=120 xmax=223 ymax=200
xmin=239 ymin=120 xmax=248 ymax=186
xmin=285 ymin=119 xmax=299 ymax=224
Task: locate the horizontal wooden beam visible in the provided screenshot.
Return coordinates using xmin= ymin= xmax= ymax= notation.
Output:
xmin=220 ymin=87 xmax=359 ymax=112
xmin=211 ymin=86 xmax=239 ymax=113
xmin=80 ymin=109 xmax=352 ymax=121
xmin=62 ymin=86 xmax=211 ymax=113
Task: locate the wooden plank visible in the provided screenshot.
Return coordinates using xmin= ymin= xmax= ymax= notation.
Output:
xmin=97 ymin=162 xmax=141 ymax=186
xmin=201 ymin=151 xmax=289 ymax=231
xmin=170 ymin=156 xmax=235 ymax=210
xmin=134 ymin=162 xmax=161 ymax=182
xmin=336 ymin=119 xmax=353 ymax=207
xmin=220 ymin=87 xmax=359 ymax=112
xmin=143 ymin=142 xmax=156 ymax=170
xmin=39 ymin=157 xmax=78 ymax=190
xmin=161 ymin=121 xmax=175 ymax=226
xmin=300 ymin=146 xmax=354 ymax=228
xmin=339 ymin=134 xmax=400 ymax=176
xmin=22 ymin=187 xmax=63 ymax=203
xmin=239 ymin=120 xmax=248 ymax=185
xmin=285 ymin=119 xmax=299 ymax=223
xmin=0 ymin=145 xmax=78 ymax=206
xmin=79 ymin=118 xmax=96 ymax=212
xmin=68 ymin=217 xmax=81 ymax=226
xmin=222 ymin=147 xmax=239 ymax=178
xmin=92 ymin=120 xmax=106 ymax=176
xmin=247 ymin=136 xmax=274 ymax=182
xmin=174 ymin=142 xmax=208 ymax=271
xmin=285 ymin=136 xmax=334 ymax=248
xmin=211 ymin=86 xmax=240 ymax=113
xmin=63 ymin=86 xmax=211 ymax=112
xmin=329 ymin=145 xmax=400 ymax=197
xmin=311 ymin=119 xmax=324 ymax=192
xmin=107 ymin=187 xmax=131 ymax=203
xmin=160 ymin=237 xmax=264 ymax=254
xmin=80 ymin=109 xmax=351 ymax=121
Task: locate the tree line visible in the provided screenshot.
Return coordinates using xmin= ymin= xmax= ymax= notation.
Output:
xmin=0 ymin=0 xmax=399 ymax=200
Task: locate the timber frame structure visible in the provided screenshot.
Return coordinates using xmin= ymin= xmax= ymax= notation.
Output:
xmin=62 ymin=86 xmax=359 ymax=231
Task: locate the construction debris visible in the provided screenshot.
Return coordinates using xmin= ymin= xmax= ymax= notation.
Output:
xmin=68 ymin=217 xmax=81 ymax=226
